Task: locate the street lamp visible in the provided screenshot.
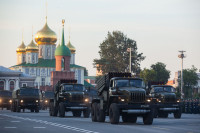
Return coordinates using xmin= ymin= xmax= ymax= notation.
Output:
xmin=127 ymin=48 xmax=133 ymax=73
xmin=178 ymin=50 xmax=186 ymax=99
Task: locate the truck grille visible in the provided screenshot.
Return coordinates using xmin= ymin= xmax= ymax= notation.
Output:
xmin=71 ymin=95 xmax=83 ymax=102
xmin=164 ymin=96 xmax=176 ymax=103
xmin=130 ymin=92 xmax=145 ymax=103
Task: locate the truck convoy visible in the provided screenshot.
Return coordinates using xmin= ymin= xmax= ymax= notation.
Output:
xmin=0 ymin=90 xmax=12 ymax=110
xmin=91 ymin=72 xmax=154 ymax=125
xmin=49 ymin=79 xmax=90 ymax=118
xmin=11 ymin=87 xmax=42 ymax=113
xmin=149 ymin=85 xmax=182 ymax=118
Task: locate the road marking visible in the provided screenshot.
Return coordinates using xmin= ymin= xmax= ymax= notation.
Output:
xmin=152 ymin=126 xmax=170 ymax=130
xmin=11 ymin=120 xmax=20 ymax=122
xmin=0 ymin=114 xmax=99 ymax=133
xmin=5 ymin=127 xmax=17 ymax=128
xmin=33 ymin=127 xmax=46 ymax=128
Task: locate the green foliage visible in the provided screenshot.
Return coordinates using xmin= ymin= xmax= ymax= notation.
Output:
xmin=181 ymin=65 xmax=199 ymax=98
xmin=140 ymin=62 xmax=170 ymax=84
xmin=84 ymin=68 xmax=88 ymax=76
xmin=93 ymin=31 xmax=145 ymax=75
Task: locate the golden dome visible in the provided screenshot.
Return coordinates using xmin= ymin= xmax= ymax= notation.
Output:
xmin=67 ymin=41 xmax=76 ymax=54
xmin=34 ymin=22 xmax=57 ymax=45
xmin=16 ymin=41 xmax=26 ymax=53
xmin=26 ymin=39 xmax=38 ymax=52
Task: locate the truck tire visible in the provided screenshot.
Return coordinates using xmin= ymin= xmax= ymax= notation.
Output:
xmin=53 ymin=105 xmax=58 ymax=117
xmin=73 ymin=111 xmax=81 ymax=117
xmin=91 ymin=102 xmax=97 ymax=122
xmin=96 ymin=103 xmax=105 ymax=122
xmin=31 ymin=109 xmax=34 ymax=112
xmin=35 ymin=107 xmax=39 ymax=113
xmin=128 ymin=114 xmax=137 ymax=123
xmin=16 ymin=103 xmax=21 ymax=113
xmin=109 ymin=103 xmax=120 ymax=124
xmin=174 ymin=108 xmax=182 ymax=119
xmin=122 ymin=113 xmax=128 ymax=123
xmin=143 ymin=109 xmax=153 ymax=125
xmin=58 ymin=102 xmax=65 ymax=117
xmin=83 ymin=107 xmax=90 ymax=118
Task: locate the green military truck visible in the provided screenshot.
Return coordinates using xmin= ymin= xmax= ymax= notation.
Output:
xmin=11 ymin=87 xmax=42 ymax=113
xmin=49 ymin=79 xmax=90 ymax=118
xmin=91 ymin=72 xmax=154 ymax=125
xmin=0 ymin=90 xmax=12 ymax=110
xmin=41 ymin=91 xmax=54 ymax=110
xmin=149 ymin=85 xmax=182 ymax=118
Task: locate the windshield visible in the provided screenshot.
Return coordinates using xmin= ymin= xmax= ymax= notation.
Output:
xmin=116 ymin=79 xmax=143 ymax=88
xmin=63 ymin=84 xmax=85 ymax=92
xmin=0 ymin=91 xmax=12 ymax=97
xmin=154 ymin=86 xmax=176 ymax=93
xmin=19 ymin=89 xmax=40 ymax=96
xmin=45 ymin=91 xmax=54 ymax=98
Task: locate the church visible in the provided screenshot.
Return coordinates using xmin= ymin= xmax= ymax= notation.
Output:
xmin=10 ymin=17 xmax=85 ymax=90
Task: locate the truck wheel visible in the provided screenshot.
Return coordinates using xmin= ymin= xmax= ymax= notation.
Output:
xmin=128 ymin=114 xmax=137 ymax=123
xmin=109 ymin=103 xmax=120 ymax=124
xmin=174 ymin=108 xmax=182 ymax=119
xmin=91 ymin=103 xmax=97 ymax=122
xmin=31 ymin=109 xmax=34 ymax=112
xmin=122 ymin=113 xmax=128 ymax=123
xmin=35 ymin=107 xmax=39 ymax=113
xmin=58 ymin=102 xmax=65 ymax=117
xmin=73 ymin=111 xmax=81 ymax=117
xmin=16 ymin=103 xmax=21 ymax=113
xmin=143 ymin=109 xmax=153 ymax=125
xmin=96 ymin=103 xmax=105 ymax=122
xmin=52 ymin=104 xmax=58 ymax=117
xmin=83 ymin=107 xmax=90 ymax=118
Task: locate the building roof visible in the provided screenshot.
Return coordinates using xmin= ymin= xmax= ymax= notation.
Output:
xmin=84 ymin=80 xmax=94 ymax=88
xmin=84 ymin=76 xmax=96 ymax=80
xmin=10 ymin=58 xmax=85 ymax=69
xmin=0 ymin=66 xmax=21 ymax=73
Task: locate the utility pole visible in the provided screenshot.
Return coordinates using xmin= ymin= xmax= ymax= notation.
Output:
xmin=178 ymin=50 xmax=186 ymax=99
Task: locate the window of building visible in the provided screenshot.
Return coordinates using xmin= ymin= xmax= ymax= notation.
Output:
xmin=10 ymin=81 xmax=15 ymax=91
xmin=32 ymin=55 xmax=35 ymax=63
xmin=0 ymin=81 xmax=4 ymax=90
xmin=23 ymin=56 xmax=25 ymax=62
xmin=47 ymin=48 xmax=50 ymax=57
xmin=41 ymin=78 xmax=45 ymax=86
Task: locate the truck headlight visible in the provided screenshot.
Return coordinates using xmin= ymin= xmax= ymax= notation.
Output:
xmin=0 ymin=99 xmax=2 ymax=103
xmin=20 ymin=100 xmax=23 ymax=103
xmin=9 ymin=100 xmax=12 ymax=103
xmin=177 ymin=100 xmax=180 ymax=103
xmin=36 ymin=100 xmax=39 ymax=103
xmin=45 ymin=100 xmax=48 ymax=103
xmin=84 ymin=98 xmax=89 ymax=102
xmin=121 ymin=98 xmax=125 ymax=102
xmin=146 ymin=99 xmax=151 ymax=102
xmin=156 ymin=99 xmax=161 ymax=103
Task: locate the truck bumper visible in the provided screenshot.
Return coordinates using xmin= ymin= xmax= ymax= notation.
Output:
xmin=157 ymin=103 xmax=181 ymax=112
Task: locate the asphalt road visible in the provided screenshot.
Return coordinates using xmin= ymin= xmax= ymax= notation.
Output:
xmin=0 ymin=109 xmax=200 ymax=133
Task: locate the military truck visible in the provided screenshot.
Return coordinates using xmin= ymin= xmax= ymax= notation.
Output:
xmin=91 ymin=72 xmax=154 ymax=125
xmin=149 ymin=85 xmax=182 ymax=118
xmin=49 ymin=79 xmax=90 ymax=118
xmin=0 ymin=90 xmax=12 ymax=110
xmin=11 ymin=87 xmax=42 ymax=113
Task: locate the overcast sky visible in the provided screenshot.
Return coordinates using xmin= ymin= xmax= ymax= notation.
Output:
xmin=0 ymin=0 xmax=199 ymax=79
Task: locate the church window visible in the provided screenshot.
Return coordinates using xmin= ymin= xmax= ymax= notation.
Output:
xmin=25 ymin=68 xmax=29 ymax=74
xmin=23 ymin=56 xmax=25 ymax=62
xmin=47 ymin=48 xmax=50 ymax=57
xmin=9 ymin=81 xmax=15 ymax=91
xmin=0 ymin=81 xmax=4 ymax=90
xmin=32 ymin=55 xmax=35 ymax=63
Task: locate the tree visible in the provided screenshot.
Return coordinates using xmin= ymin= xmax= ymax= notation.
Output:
xmin=140 ymin=62 xmax=170 ymax=84
xmin=93 ymin=31 xmax=145 ymax=75
xmin=181 ymin=66 xmax=199 ymax=98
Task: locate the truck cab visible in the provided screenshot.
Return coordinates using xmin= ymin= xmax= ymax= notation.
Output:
xmin=149 ymin=85 xmax=181 ymax=118
xmin=11 ymin=87 xmax=42 ymax=113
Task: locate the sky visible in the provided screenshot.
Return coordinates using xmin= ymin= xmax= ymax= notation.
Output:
xmin=0 ymin=0 xmax=199 ymax=79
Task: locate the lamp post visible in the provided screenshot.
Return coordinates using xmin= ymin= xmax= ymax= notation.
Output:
xmin=127 ymin=48 xmax=133 ymax=73
xmin=178 ymin=50 xmax=186 ymax=99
